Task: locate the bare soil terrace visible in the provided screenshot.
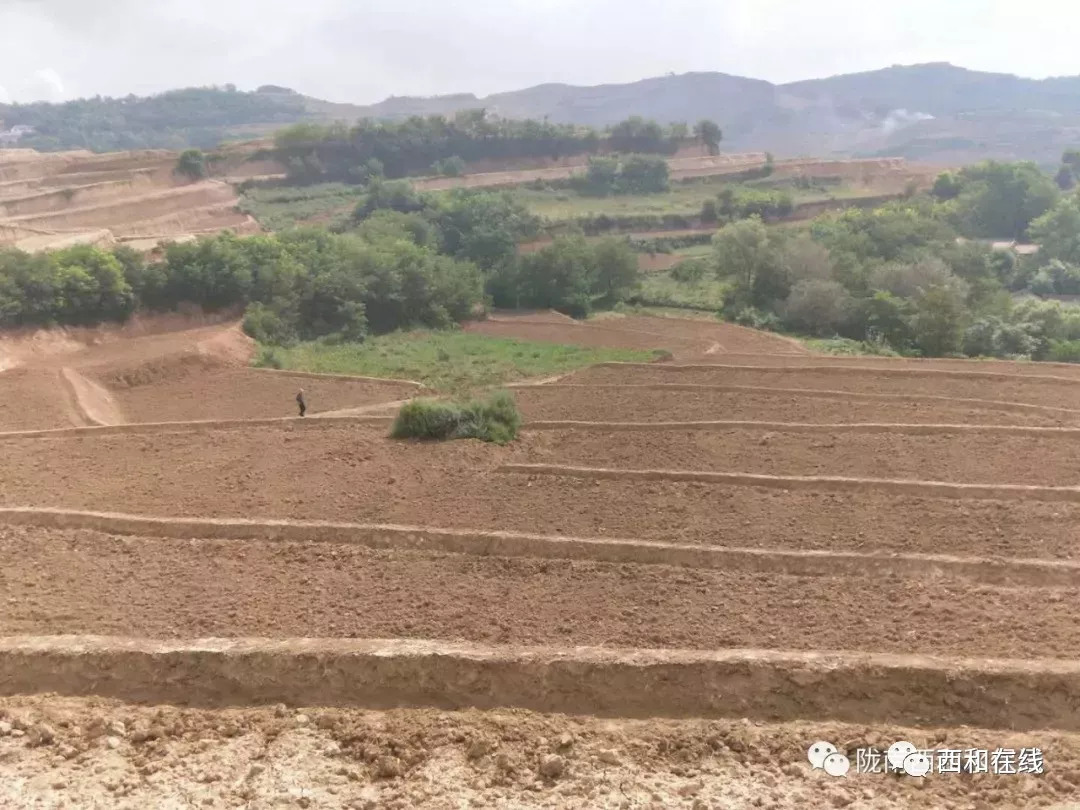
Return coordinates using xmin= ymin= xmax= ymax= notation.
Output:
xmin=512 ymin=384 xmax=1080 ymax=426
xmin=3 ymin=525 xmax=1080 ymax=660
xmin=569 ymin=363 xmax=1080 ymax=409
xmin=4 ymin=426 xmax=1080 ymax=560
xmin=95 ymin=367 xmax=417 ymax=423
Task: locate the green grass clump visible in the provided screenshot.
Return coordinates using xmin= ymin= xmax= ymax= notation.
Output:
xmin=390 ymin=390 xmax=522 ymax=444
xmin=255 ymin=330 xmax=657 ymax=393
xmin=803 ymin=337 xmax=900 ymax=356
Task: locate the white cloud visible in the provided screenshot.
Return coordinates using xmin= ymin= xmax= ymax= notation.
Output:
xmin=0 ymin=84 xmax=11 ymax=104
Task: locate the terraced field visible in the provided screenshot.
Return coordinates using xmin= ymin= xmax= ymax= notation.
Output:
xmin=0 ymin=147 xmax=259 ymax=254
xmin=3 ymin=313 xmax=1080 ymax=807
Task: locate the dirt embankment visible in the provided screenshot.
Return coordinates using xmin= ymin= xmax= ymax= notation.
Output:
xmin=2 ymin=697 xmax=1076 ymax=809
xmin=0 ymin=148 xmax=259 ymax=253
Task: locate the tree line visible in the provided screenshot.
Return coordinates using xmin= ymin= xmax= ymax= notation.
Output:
xmin=1 ymin=87 xmax=307 ymax=152
xmin=0 ymin=186 xmax=640 ymax=341
xmin=269 ymin=111 xmax=722 ymax=183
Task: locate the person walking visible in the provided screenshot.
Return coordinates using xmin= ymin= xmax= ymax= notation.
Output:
xmin=296 ymin=388 xmax=307 ymax=417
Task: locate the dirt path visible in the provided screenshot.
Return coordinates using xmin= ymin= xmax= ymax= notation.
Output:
xmin=60 ymin=367 xmax=125 ymax=425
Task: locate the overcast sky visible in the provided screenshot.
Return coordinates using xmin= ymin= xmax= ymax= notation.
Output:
xmin=1 ymin=0 xmax=1077 ymax=104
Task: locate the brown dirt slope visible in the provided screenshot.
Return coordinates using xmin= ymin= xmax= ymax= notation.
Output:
xmin=0 ymin=148 xmax=259 ymax=254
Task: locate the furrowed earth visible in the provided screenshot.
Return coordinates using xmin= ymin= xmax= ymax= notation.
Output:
xmin=3 ymin=311 xmax=1080 ymax=808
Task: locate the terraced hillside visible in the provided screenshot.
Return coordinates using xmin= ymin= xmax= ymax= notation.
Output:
xmin=0 ymin=148 xmax=259 ymax=254
xmin=3 ymin=313 xmax=1080 ymax=807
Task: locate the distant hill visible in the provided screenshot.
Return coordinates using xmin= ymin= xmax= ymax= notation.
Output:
xmin=4 ymin=64 xmax=1080 ymax=164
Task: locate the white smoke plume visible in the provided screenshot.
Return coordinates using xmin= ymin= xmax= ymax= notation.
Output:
xmin=880 ymin=108 xmax=935 ymax=135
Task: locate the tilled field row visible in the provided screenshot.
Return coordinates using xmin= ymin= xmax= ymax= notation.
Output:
xmin=506 ymin=463 xmax=1080 ymax=503
xmin=5 ymin=508 xmax=1075 ymax=586
xmin=3 ymin=426 xmax=1080 ymax=559
xmin=518 ymin=427 xmax=1080 ymax=486
xmin=709 ymin=351 xmax=1080 ymax=378
xmin=5 ymin=635 xmax=1080 ymax=732
xmin=511 ymin=384 xmax=1080 ymax=425
xmin=7 ymin=422 xmax=1080 ymax=498
xmin=568 ymin=363 xmax=1080 ymax=408
xmin=2 ymin=527 xmax=1079 ymax=660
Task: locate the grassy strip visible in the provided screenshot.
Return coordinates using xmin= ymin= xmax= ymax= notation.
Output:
xmin=510 ymin=178 xmax=863 ymax=220
xmin=255 ymin=330 xmax=658 ymax=393
xmin=238 ymin=182 xmax=362 ymax=230
xmin=802 ymin=337 xmax=901 ymax=357
xmin=633 ymin=271 xmax=728 ymax=311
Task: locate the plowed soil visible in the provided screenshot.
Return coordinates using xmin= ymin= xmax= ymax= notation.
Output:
xmin=714 ymin=352 xmax=1080 ymax=379
xmin=520 ymin=428 xmax=1080 ymax=485
xmin=4 ymin=697 xmax=1077 ymax=810
xmin=4 ymin=525 xmax=1079 ymax=659
xmin=569 ymin=364 xmax=1080 ymax=408
xmin=513 ymin=385 xmax=1080 ymax=426
xmin=98 ymin=368 xmax=417 ymax=423
xmin=9 ymin=312 xmax=1080 ymax=808
xmin=0 ymin=368 xmax=81 ymax=431
xmin=5 ymin=427 xmax=1080 ymax=560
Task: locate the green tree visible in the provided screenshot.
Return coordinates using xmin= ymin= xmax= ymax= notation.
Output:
xmin=591 ymin=238 xmax=640 ymax=305
xmin=614 ymin=154 xmax=669 ymax=194
xmin=514 ymin=236 xmax=597 ymax=317
xmin=694 ymin=119 xmax=723 ymax=155
xmin=947 ymin=161 xmax=1059 ymax=239
xmin=1029 ymin=197 xmax=1080 ymax=264
xmin=931 ymin=171 xmax=963 ymax=201
xmin=52 ymin=246 xmax=135 ymax=322
xmin=912 ymin=285 xmax=967 ymax=356
xmin=712 ymin=217 xmax=788 ymax=308
xmin=429 ymin=189 xmax=539 ymax=269
xmin=175 ymin=149 xmax=208 ymax=180
xmin=781 ymin=279 xmax=853 ymax=336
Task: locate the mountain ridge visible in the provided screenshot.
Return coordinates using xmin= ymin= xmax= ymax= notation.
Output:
xmin=4 ymin=63 xmax=1080 ymax=164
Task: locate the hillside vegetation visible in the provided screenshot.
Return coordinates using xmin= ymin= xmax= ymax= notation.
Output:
xmin=0 ymin=87 xmax=311 ymax=152
xmin=7 ymin=148 xmax=1080 ymax=364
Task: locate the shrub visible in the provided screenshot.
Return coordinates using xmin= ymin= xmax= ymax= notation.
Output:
xmin=176 ymin=149 xmax=208 ymax=180
xmin=390 ymin=390 xmax=521 ymax=444
xmin=253 ymin=345 xmax=284 ymax=369
xmin=432 ymin=155 xmax=467 ymax=177
xmin=670 ymin=258 xmax=709 ymax=283
xmin=1048 ymin=339 xmax=1080 ymax=363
